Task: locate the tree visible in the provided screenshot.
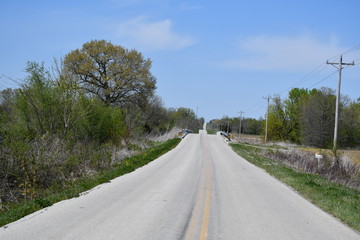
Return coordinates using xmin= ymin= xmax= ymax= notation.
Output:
xmin=339 ymin=99 xmax=360 ymax=147
xmin=15 ymin=62 xmax=62 ymax=136
xmin=142 ymin=95 xmax=169 ymax=134
xmin=300 ymin=88 xmax=336 ymax=148
xmin=169 ymin=108 xmax=201 ymax=131
xmin=267 ymin=96 xmax=289 ymax=141
xmin=64 ymin=40 xmax=156 ymax=106
xmin=284 ymin=88 xmax=311 ymax=143
xmin=244 ymin=118 xmax=262 ymax=135
xmin=0 ymin=88 xmax=15 ymax=138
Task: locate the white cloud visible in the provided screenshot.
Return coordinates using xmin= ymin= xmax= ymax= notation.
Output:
xmin=116 ymin=17 xmax=197 ymax=51
xmin=222 ymin=35 xmax=345 ymax=72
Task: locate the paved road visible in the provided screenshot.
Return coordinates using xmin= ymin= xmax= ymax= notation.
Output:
xmin=1 ymin=131 xmax=359 ymax=240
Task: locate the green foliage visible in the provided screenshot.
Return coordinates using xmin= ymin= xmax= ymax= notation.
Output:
xmin=63 ymin=40 xmax=156 ymax=106
xmin=284 ymin=88 xmax=310 ymax=143
xmin=168 ymin=107 xmax=202 ymax=132
xmin=34 ymin=198 xmax=52 ymax=208
xmin=208 ymin=116 xmax=262 ymax=135
xmin=15 ymin=62 xmax=62 ymax=136
xmin=81 ymin=98 xmax=126 ymax=144
xmin=264 ymin=87 xmax=359 ymax=149
xmin=0 ymin=138 xmax=180 ymax=227
xmin=339 ymin=100 xmax=360 ymax=147
xmin=142 ymin=95 xmax=170 ymax=134
xmin=0 ymin=41 xmax=205 ymax=221
xmin=267 ymin=96 xmax=288 ymax=141
xmin=300 ymin=88 xmax=336 ymax=148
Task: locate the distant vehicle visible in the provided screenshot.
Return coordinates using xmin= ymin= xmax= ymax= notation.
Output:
xmin=219 ymin=131 xmax=232 ymax=141
xmin=182 ymin=129 xmax=193 ymax=134
xmin=178 ymin=129 xmax=193 ymax=137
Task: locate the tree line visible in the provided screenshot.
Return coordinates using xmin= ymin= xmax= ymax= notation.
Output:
xmin=208 ymin=116 xmax=263 ymax=135
xmin=207 ymin=87 xmax=359 ymax=149
xmin=0 ymin=40 xmax=202 ymax=204
xmin=267 ymin=87 xmax=360 ymax=148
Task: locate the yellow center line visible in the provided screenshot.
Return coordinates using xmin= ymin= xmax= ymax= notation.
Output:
xmin=184 ymin=170 xmax=206 ymax=240
xmin=184 ymin=136 xmax=213 ymax=240
xmin=199 ymin=166 xmax=212 ymax=240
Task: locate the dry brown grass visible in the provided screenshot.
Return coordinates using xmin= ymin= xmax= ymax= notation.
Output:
xmin=233 ymin=134 xmax=262 ymax=144
xmin=298 ymin=147 xmax=360 ymax=166
xmin=342 ymin=150 xmax=360 ymax=165
xmin=232 ymin=138 xmax=360 ymax=189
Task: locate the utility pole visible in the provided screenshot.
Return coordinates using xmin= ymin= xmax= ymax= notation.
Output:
xmin=238 ymin=111 xmax=245 ymax=135
xmin=263 ymin=96 xmax=271 ymax=144
xmin=327 ymin=55 xmax=354 ymax=155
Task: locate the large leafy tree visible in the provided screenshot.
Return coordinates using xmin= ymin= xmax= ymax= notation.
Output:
xmin=267 ymin=96 xmax=289 ymax=141
xmin=284 ymin=88 xmax=312 ymax=143
xmin=64 ymin=40 xmax=156 ymax=106
xmin=338 ymin=98 xmax=360 ymax=147
xmin=300 ymin=88 xmax=336 ymax=148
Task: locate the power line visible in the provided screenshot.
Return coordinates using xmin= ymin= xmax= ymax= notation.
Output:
xmin=277 ymin=63 xmax=328 ymax=96
xmin=244 ymin=97 xmax=263 ymax=113
xmin=263 ymin=96 xmax=272 ymax=144
xmin=342 ymin=44 xmax=360 ymax=56
xmin=308 ymin=70 xmax=338 ymax=89
xmin=237 ymin=111 xmax=244 ymax=135
xmin=242 ymin=43 xmax=360 ymax=120
xmin=274 ymin=43 xmax=360 ymax=98
xmin=326 ymin=55 xmax=354 ymax=155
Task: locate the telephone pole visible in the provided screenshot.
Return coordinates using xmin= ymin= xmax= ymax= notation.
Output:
xmin=238 ymin=111 xmax=245 ymax=135
xmin=263 ymin=96 xmax=271 ymax=144
xmin=327 ymin=55 xmax=354 ymax=154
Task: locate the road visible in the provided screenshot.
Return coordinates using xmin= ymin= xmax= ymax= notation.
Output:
xmin=1 ymin=131 xmax=359 ymax=240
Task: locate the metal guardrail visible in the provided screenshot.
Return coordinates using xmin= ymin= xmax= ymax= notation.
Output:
xmin=218 ymin=131 xmax=232 ymax=141
xmin=178 ymin=129 xmax=193 ymax=138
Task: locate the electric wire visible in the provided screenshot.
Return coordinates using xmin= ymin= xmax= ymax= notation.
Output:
xmin=242 ymin=43 xmax=360 ymax=119
xmin=277 ymin=63 xmax=328 ymax=96
xmin=243 ymin=97 xmax=263 ymax=113
xmin=308 ymin=70 xmax=338 ymax=89
xmin=342 ymin=44 xmax=360 ymax=56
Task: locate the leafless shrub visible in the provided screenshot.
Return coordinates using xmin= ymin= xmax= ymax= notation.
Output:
xmin=111 ymin=148 xmax=138 ymax=165
xmin=146 ymin=127 xmax=181 ymax=142
xmin=0 ymin=128 xmax=180 ymax=205
xmin=261 ymin=148 xmax=360 ymax=189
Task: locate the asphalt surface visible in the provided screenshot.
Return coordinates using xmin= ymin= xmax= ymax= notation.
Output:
xmin=1 ymin=130 xmax=359 ymax=240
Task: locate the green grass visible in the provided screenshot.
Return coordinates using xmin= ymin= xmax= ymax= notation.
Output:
xmin=231 ymin=143 xmax=360 ymax=233
xmin=0 ymin=138 xmax=181 ymax=227
xmin=192 ymin=129 xmax=200 ymax=134
xmin=206 ymin=129 xmax=217 ymax=135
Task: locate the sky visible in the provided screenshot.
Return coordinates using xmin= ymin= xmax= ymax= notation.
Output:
xmin=0 ymin=0 xmax=359 ymax=121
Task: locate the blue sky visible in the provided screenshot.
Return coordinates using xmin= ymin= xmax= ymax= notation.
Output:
xmin=1 ymin=0 xmax=359 ymax=121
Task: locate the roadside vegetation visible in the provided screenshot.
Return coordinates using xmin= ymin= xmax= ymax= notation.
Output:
xmin=211 ymin=88 xmax=360 ymax=151
xmin=206 ymin=128 xmax=217 ymax=135
xmin=0 ymin=138 xmax=180 ymax=227
xmin=207 ymin=116 xmax=262 ymax=135
xmin=231 ymin=143 xmax=360 ymax=232
xmin=0 ymin=40 xmax=202 ymax=224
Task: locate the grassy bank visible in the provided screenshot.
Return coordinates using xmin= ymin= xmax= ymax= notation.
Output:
xmin=206 ymin=129 xmax=217 ymax=135
xmin=231 ymin=143 xmax=360 ymax=233
xmin=0 ymin=138 xmax=181 ymax=227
